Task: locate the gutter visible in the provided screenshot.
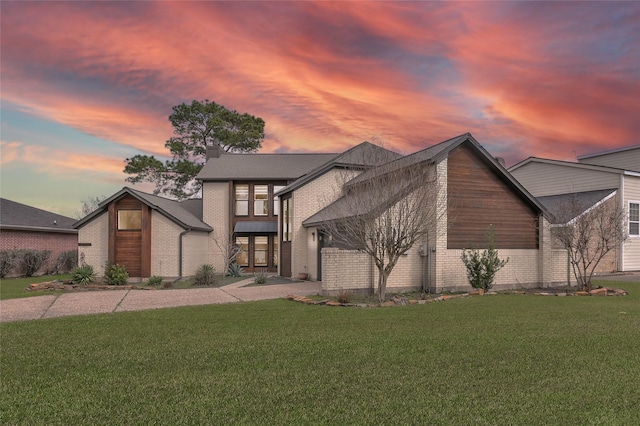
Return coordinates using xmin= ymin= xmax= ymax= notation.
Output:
xmin=178 ymin=228 xmax=192 ymax=277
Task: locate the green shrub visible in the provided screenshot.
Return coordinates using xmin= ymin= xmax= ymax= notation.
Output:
xmin=461 ymin=227 xmax=509 ymax=292
xmin=71 ymin=265 xmax=96 ymax=285
xmin=147 ymin=275 xmax=163 ymax=286
xmin=54 ymin=250 xmax=78 ymax=274
xmin=104 ymin=262 xmax=129 ymax=286
xmin=194 ymin=264 xmax=216 ymax=286
xmin=254 ymin=269 xmax=268 ymax=284
xmin=15 ymin=249 xmax=51 ymax=277
xmin=226 ymin=262 xmax=244 ymax=277
xmin=0 ymin=250 xmax=16 ymax=278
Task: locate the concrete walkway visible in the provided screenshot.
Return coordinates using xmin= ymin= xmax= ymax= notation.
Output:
xmin=0 ymin=278 xmax=322 ymax=323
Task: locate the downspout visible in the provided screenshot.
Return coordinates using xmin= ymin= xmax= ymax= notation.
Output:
xmin=179 ymin=228 xmax=192 ymax=278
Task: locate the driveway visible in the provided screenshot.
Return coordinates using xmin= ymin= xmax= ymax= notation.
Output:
xmin=0 ymin=279 xmax=322 ymax=323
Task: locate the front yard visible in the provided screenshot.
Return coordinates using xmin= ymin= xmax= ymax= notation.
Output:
xmin=1 ymin=280 xmax=638 ymax=424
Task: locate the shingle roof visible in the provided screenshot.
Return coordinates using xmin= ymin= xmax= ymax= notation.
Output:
xmin=73 ymin=188 xmax=211 ymax=232
xmin=196 ymin=153 xmax=338 ymax=181
xmin=0 ymin=198 xmax=77 ymax=233
xmin=537 ymin=189 xmax=617 ymax=224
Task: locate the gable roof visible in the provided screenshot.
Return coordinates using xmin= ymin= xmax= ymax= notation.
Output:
xmin=0 ymin=198 xmax=77 ymax=234
xmin=73 ymin=187 xmax=211 ymax=232
xmin=304 ymin=133 xmax=549 ymax=226
xmin=276 ymin=141 xmax=401 ymax=196
xmin=508 ymin=156 xmax=631 ymax=175
xmin=537 ymin=189 xmax=617 ymax=224
xmin=196 ymin=152 xmax=338 ymax=181
xmin=577 ymin=144 xmax=640 ymax=160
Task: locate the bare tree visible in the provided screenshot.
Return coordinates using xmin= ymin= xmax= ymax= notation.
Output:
xmin=212 ymin=229 xmax=240 ymax=286
xmin=76 ymin=195 xmax=107 ymax=219
xmin=552 ymin=195 xmax=627 ymax=291
xmin=319 ymin=149 xmax=447 ymax=302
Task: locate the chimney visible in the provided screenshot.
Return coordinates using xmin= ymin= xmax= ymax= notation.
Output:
xmin=206 ymin=144 xmax=223 ymax=160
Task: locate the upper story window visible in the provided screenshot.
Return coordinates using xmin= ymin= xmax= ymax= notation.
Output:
xmin=273 ymin=185 xmax=285 ymax=216
xmin=235 ymin=184 xmax=249 ymax=216
xmin=282 ymin=197 xmax=293 ymax=242
xmin=118 ymin=210 xmax=141 ymax=230
xmin=630 ymin=202 xmax=639 ymax=236
xmin=254 ymin=185 xmax=268 ymax=216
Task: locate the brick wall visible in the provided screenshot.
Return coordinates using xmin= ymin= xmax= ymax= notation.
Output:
xmin=150 ymin=212 xmax=180 ymax=277
xmin=202 ymin=181 xmax=229 ymax=272
xmin=0 ymin=229 xmax=77 ymax=276
xmin=77 ymin=212 xmax=108 ymax=275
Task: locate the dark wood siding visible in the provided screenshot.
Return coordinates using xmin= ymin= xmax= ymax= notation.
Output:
xmin=281 ymin=242 xmax=292 ymax=277
xmin=108 ymin=195 xmax=151 ymax=277
xmin=447 ymin=143 xmax=539 ymax=249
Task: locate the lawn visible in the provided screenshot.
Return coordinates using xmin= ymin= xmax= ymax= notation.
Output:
xmin=0 ymin=274 xmax=72 ymax=300
xmin=1 ymin=280 xmax=638 ymax=425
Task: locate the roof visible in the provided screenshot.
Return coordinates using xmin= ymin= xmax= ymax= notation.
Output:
xmin=196 ymin=152 xmax=338 ymax=181
xmin=234 ymin=221 xmax=278 ymax=233
xmin=304 ymin=133 xmax=549 ymax=226
xmin=0 ymin=198 xmax=77 ymax=234
xmin=537 ymin=189 xmax=617 ymax=224
xmin=577 ymin=144 xmax=640 ymax=160
xmin=73 ymin=188 xmax=212 ymax=232
xmin=508 ymin=156 xmax=630 ymax=174
xmin=276 ymin=141 xmax=401 ymax=196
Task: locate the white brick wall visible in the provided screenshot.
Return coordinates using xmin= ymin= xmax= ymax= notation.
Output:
xmin=150 ymin=212 xmax=180 ymax=277
xmin=202 ymin=182 xmax=230 ymax=272
xmin=77 ymin=212 xmax=108 ymax=275
xmin=182 ymin=231 xmax=210 ymax=277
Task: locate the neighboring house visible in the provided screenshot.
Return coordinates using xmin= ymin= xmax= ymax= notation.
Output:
xmin=509 ymin=144 xmax=640 ymax=272
xmin=75 ymin=134 xmax=570 ymax=293
xmin=0 ymin=198 xmax=78 ymax=276
xmin=74 ymin=188 xmax=211 ymax=278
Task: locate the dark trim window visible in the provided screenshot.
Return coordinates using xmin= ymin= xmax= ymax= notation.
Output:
xmin=254 ymin=185 xmax=268 ymax=216
xmin=117 ymin=210 xmax=141 ymax=230
xmin=272 ymin=235 xmax=278 ymax=267
xmin=235 ymin=236 xmax=249 ymax=266
xmin=254 ymin=236 xmax=268 ymax=266
xmin=273 ymin=185 xmax=285 ymax=216
xmin=630 ymin=202 xmax=639 ymax=236
xmin=235 ymin=184 xmax=249 ymax=216
xmin=282 ymin=197 xmax=293 ymax=242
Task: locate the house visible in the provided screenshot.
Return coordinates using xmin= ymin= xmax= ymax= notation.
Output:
xmin=0 ymin=198 xmax=78 ymax=276
xmin=75 ymin=133 xmax=569 ymax=293
xmin=74 ymin=187 xmax=212 ymax=278
xmin=509 ymin=144 xmax=640 ymax=272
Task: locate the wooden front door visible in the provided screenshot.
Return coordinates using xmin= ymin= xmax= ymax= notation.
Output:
xmin=109 ymin=195 xmax=151 ymax=277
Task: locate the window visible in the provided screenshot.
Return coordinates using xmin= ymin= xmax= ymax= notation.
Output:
xmin=254 ymin=185 xmax=268 ymax=216
xmin=272 ymin=235 xmax=278 ymax=267
xmin=273 ymin=185 xmax=285 ymax=216
xmin=630 ymin=202 xmax=639 ymax=236
xmin=235 ymin=237 xmax=249 ymax=266
xmin=254 ymin=236 xmax=268 ymax=266
xmin=118 ymin=210 xmax=141 ymax=230
xmin=282 ymin=197 xmax=293 ymax=242
xmin=235 ymin=184 xmax=249 ymax=216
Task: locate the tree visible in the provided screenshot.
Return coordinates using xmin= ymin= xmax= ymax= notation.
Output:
xmin=76 ymin=195 xmax=107 ymax=219
xmin=461 ymin=226 xmax=509 ymax=292
xmin=124 ymin=100 xmax=265 ymax=199
xmin=552 ymin=195 xmax=627 ymax=292
xmin=320 ymin=148 xmax=447 ymax=302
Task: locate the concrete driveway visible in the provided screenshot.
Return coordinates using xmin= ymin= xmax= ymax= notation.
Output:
xmin=0 ymin=279 xmax=321 ymax=323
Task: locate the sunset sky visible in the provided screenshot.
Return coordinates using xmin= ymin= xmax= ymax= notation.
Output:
xmin=1 ymin=1 xmax=638 ymax=218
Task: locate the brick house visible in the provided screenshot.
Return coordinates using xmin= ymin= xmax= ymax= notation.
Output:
xmin=76 ymin=134 xmax=569 ymax=292
xmin=0 ymin=198 xmax=78 ymax=276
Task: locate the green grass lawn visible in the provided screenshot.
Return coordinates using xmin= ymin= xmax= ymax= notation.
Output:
xmin=1 ymin=280 xmax=639 ymax=425
xmin=0 ymin=274 xmax=72 ymax=300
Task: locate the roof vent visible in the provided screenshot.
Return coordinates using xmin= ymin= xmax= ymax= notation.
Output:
xmin=495 ymin=157 xmax=506 ymax=167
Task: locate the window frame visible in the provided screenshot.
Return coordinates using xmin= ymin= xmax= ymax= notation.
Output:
xmin=253 ymin=185 xmax=269 ymax=216
xmin=630 ymin=201 xmax=640 ymax=237
xmin=235 ymin=236 xmax=250 ymax=266
xmin=117 ymin=209 xmax=142 ymax=230
xmin=253 ymin=236 xmax=269 ymax=267
xmin=235 ymin=184 xmax=249 ymax=216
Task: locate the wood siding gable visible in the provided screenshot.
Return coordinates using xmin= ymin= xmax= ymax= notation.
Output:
xmin=447 ymin=143 xmax=539 ymax=249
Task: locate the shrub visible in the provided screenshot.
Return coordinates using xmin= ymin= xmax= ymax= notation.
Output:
xmin=147 ymin=275 xmax=164 ymax=286
xmin=54 ymin=250 xmax=78 ymax=274
xmin=254 ymin=269 xmax=268 ymax=285
xmin=0 ymin=250 xmax=16 ymax=278
xmin=194 ymin=264 xmax=216 ymax=287
xmin=104 ymin=262 xmax=129 ymax=286
xmin=226 ymin=262 xmax=244 ymax=277
xmin=337 ymin=289 xmax=354 ymax=304
xmin=461 ymin=227 xmax=509 ymax=292
xmin=71 ymin=265 xmax=96 ymax=285
xmin=15 ymin=249 xmax=51 ymax=277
